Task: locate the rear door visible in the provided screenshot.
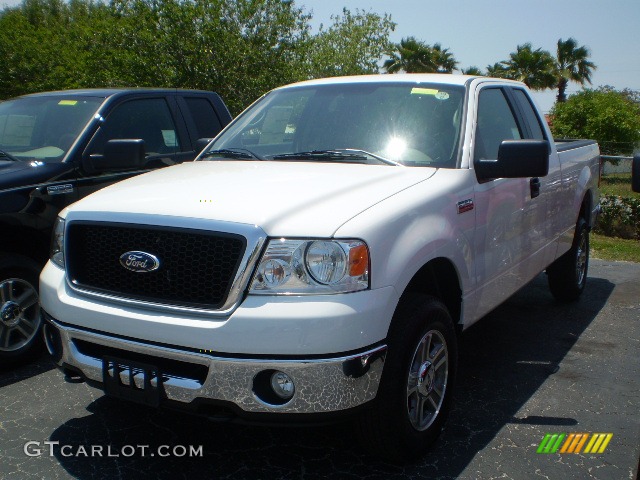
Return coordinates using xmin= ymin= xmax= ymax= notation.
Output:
xmin=508 ymin=87 xmax=563 ymax=267
xmin=176 ymin=93 xmax=232 ymax=154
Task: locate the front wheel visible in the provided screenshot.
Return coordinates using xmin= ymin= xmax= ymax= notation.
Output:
xmin=547 ymin=217 xmax=589 ymax=302
xmin=357 ymin=294 xmax=457 ymax=463
xmin=0 ymin=254 xmax=43 ymax=364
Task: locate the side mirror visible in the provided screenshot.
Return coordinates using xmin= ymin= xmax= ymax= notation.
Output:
xmin=84 ymin=139 xmax=146 ymax=173
xmin=632 ymin=154 xmax=640 ymax=193
xmin=195 ymin=138 xmax=213 ymax=153
xmin=475 ymin=140 xmax=549 ymax=180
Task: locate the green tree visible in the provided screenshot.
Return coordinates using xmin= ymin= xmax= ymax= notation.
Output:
xmin=384 ymin=37 xmax=457 ymax=73
xmin=501 ymin=43 xmax=556 ymax=90
xmin=485 ymin=62 xmax=509 ymax=78
xmin=555 ymin=37 xmax=596 ymax=103
xmin=0 ymin=0 xmax=110 ymax=98
xmin=551 ymin=87 xmax=640 ymax=156
xmin=461 ymin=66 xmax=483 ymax=76
xmin=308 ymin=8 xmax=395 ymax=78
xmin=0 ymin=0 xmax=396 ymax=114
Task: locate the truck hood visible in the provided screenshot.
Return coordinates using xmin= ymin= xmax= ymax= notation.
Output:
xmin=0 ymin=159 xmax=30 ymax=175
xmin=70 ymin=161 xmax=436 ymax=236
xmin=0 ymin=159 xmax=71 ymax=191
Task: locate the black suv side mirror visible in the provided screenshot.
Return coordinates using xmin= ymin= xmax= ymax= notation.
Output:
xmin=475 ymin=140 xmax=549 ymax=180
xmin=84 ymin=139 xmax=146 ymax=173
xmin=632 ymin=154 xmax=640 ymax=193
xmin=195 ymin=138 xmax=213 ymax=153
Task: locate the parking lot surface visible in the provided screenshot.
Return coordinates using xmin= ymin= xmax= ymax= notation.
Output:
xmin=1 ymin=259 xmax=639 ymax=479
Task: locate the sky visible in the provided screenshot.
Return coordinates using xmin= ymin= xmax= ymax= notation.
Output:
xmin=2 ymin=0 xmax=639 ymax=114
xmin=302 ymin=0 xmax=640 ymax=113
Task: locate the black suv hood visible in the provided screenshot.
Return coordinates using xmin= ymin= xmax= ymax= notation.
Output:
xmin=0 ymin=160 xmax=72 ymax=191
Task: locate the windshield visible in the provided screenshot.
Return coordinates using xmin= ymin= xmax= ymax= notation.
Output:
xmin=206 ymin=82 xmax=465 ymax=167
xmin=0 ymin=95 xmax=103 ymax=162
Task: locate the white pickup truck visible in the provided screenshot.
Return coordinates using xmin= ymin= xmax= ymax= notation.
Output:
xmin=39 ymin=75 xmax=601 ymax=461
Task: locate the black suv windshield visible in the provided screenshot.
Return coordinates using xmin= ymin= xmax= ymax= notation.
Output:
xmin=0 ymin=95 xmax=103 ymax=162
xmin=205 ymin=82 xmax=465 ymax=167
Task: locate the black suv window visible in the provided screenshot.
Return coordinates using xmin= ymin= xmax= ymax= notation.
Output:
xmin=183 ymin=97 xmax=222 ymax=140
xmin=86 ymin=98 xmax=181 ymax=159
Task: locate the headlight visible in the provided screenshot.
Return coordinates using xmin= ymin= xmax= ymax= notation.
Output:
xmin=249 ymin=239 xmax=369 ymax=294
xmin=50 ymin=217 xmax=65 ymax=268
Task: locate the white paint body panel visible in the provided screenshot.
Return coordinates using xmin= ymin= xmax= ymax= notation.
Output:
xmin=40 ymin=75 xmax=600 ymax=357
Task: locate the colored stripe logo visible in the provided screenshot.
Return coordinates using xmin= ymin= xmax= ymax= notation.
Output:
xmin=537 ymin=433 xmax=613 ymax=454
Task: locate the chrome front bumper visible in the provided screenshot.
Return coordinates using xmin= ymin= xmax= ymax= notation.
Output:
xmin=45 ymin=315 xmax=386 ymax=415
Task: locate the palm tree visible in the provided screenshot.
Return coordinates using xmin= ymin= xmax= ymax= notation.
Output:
xmin=384 ymin=37 xmax=457 ymax=73
xmin=461 ymin=66 xmax=483 ymax=76
xmin=502 ymin=43 xmax=556 ymax=90
xmin=485 ymin=62 xmax=509 ymax=78
xmin=555 ymin=38 xmax=596 ymax=102
xmin=431 ymin=43 xmax=458 ymax=73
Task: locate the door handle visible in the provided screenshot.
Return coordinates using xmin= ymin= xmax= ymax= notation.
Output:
xmin=530 ymin=178 xmax=540 ymax=199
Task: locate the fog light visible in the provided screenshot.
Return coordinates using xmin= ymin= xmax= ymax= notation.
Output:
xmin=270 ymin=371 xmax=295 ymax=399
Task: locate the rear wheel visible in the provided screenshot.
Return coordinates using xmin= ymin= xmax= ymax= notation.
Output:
xmin=358 ymin=294 xmax=457 ymax=463
xmin=0 ymin=254 xmax=43 ymax=364
xmin=547 ymin=217 xmax=589 ymax=301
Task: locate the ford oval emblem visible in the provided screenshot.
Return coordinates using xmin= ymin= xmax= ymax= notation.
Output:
xmin=119 ymin=251 xmax=160 ymax=273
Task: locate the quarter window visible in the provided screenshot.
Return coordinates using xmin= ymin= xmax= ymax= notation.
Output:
xmin=512 ymin=89 xmax=546 ymax=140
xmin=183 ymin=97 xmax=223 ymax=141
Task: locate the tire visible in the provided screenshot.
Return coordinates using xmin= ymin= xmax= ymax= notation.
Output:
xmin=0 ymin=254 xmax=43 ymax=364
xmin=357 ymin=294 xmax=458 ymax=463
xmin=547 ymin=217 xmax=589 ymax=302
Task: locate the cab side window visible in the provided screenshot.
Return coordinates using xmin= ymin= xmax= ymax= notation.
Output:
xmin=474 ymin=88 xmax=522 ymax=161
xmin=86 ymin=98 xmax=181 ymax=160
xmin=512 ymin=89 xmax=546 ymax=141
xmin=183 ymin=97 xmax=223 ymax=141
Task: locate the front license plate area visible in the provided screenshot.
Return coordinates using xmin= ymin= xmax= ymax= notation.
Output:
xmin=102 ymin=356 xmax=163 ymax=407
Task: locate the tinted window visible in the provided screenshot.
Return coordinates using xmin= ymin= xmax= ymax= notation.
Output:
xmin=184 ymin=97 xmax=222 ymax=140
xmin=474 ymin=88 xmax=522 ymax=161
xmin=87 ymin=98 xmax=181 ymax=157
xmin=0 ymin=96 xmax=102 ymax=161
xmin=512 ymin=89 xmax=545 ymax=140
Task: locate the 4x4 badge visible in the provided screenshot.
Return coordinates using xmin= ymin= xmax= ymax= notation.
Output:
xmin=119 ymin=251 xmax=160 ymax=273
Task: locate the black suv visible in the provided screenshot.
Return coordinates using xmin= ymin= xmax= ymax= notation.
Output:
xmin=0 ymin=88 xmax=231 ymax=363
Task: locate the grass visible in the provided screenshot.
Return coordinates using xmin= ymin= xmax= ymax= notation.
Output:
xmin=591 ymin=233 xmax=640 ymax=263
xmin=599 ymin=173 xmax=640 ymax=199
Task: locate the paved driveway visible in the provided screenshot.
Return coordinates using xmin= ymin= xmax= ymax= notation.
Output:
xmin=1 ymin=259 xmax=638 ymax=479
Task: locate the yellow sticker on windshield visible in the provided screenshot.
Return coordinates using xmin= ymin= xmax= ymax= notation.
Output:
xmin=411 ymin=88 xmax=439 ymax=96
xmin=58 ymin=100 xmax=77 ymax=106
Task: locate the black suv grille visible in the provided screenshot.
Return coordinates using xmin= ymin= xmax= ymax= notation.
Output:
xmin=66 ymin=222 xmax=246 ymax=309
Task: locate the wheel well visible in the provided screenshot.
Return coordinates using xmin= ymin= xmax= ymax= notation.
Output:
xmin=0 ymin=224 xmax=49 ymax=264
xmin=402 ymin=258 xmax=462 ymax=329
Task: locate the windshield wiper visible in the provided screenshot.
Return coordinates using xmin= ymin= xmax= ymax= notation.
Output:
xmin=271 ymin=149 xmax=401 ymax=166
xmin=0 ymin=148 xmax=20 ymax=162
xmin=200 ymin=148 xmax=263 ymax=160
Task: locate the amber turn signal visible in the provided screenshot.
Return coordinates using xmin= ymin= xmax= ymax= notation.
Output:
xmin=349 ymin=244 xmax=369 ymax=277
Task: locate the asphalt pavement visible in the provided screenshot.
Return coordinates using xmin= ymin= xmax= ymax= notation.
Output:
xmin=1 ymin=259 xmax=639 ymax=480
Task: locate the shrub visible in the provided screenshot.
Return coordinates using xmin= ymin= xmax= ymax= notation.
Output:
xmin=595 ymin=194 xmax=640 ymax=239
